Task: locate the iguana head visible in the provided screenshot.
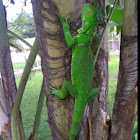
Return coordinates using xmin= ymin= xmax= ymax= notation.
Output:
xmin=78 ymin=4 xmax=98 ymax=33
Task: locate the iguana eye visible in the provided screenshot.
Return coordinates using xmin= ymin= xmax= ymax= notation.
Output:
xmin=87 ymin=11 xmax=91 ymax=15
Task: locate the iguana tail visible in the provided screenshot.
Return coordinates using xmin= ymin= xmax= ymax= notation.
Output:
xmin=70 ymin=99 xmax=86 ymax=140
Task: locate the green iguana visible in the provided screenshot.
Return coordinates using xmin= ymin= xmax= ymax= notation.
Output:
xmin=50 ymin=4 xmax=99 ymax=140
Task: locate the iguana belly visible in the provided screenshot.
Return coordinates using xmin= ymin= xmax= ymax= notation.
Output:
xmin=71 ymin=44 xmax=94 ymax=97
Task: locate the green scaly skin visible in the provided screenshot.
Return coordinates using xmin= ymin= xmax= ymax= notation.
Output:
xmin=50 ymin=4 xmax=99 ymax=140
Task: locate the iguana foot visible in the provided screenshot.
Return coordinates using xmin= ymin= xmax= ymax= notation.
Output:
xmin=48 ymin=86 xmax=65 ymax=100
xmin=48 ymin=81 xmax=79 ymax=101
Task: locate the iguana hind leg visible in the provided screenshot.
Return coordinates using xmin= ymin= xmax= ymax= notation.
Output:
xmin=50 ymin=81 xmax=78 ymax=100
xmin=87 ymin=88 xmax=99 ymax=103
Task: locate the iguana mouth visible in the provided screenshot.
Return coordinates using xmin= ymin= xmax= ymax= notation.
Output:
xmin=77 ymin=23 xmax=96 ymax=33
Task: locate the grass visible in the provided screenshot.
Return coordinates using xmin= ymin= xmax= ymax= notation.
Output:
xmin=13 ymin=60 xmax=41 ymax=70
xmin=16 ymin=72 xmax=52 ymax=140
xmin=108 ymin=54 xmax=120 ymax=115
xmin=14 ymin=54 xmax=136 ymax=139
xmin=13 ymin=62 xmax=26 ymax=70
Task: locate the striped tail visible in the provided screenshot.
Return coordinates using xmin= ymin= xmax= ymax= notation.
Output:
xmin=70 ymin=100 xmax=86 ymax=140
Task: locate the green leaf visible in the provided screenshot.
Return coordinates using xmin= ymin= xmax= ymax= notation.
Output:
xmin=92 ymin=0 xmax=105 ymax=20
xmin=108 ymin=21 xmax=118 ymax=28
xmin=106 ymin=5 xmax=110 ymax=17
xmin=116 ymin=25 xmax=122 ymax=35
xmin=110 ymin=7 xmax=123 ymax=25
xmin=101 ymin=8 xmax=105 ymax=17
xmin=135 ymin=133 xmax=137 ymax=140
xmin=110 ymin=27 xmax=114 ymax=32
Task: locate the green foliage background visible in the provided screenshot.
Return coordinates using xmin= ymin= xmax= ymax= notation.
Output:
xmin=8 ymin=9 xmax=36 ymax=38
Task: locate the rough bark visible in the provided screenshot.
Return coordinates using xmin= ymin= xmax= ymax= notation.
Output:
xmin=32 ymin=0 xmax=110 ymax=139
xmin=90 ymin=30 xmax=110 ymax=140
xmin=90 ymin=22 xmax=110 ymax=140
xmin=0 ymin=1 xmax=17 ymax=139
xmin=109 ymin=0 xmax=137 ymax=139
xmin=85 ymin=0 xmax=110 ymax=140
xmin=0 ymin=0 xmax=17 ymax=119
xmin=31 ymin=0 xmax=87 ymax=139
xmin=0 ymin=78 xmax=10 ymax=139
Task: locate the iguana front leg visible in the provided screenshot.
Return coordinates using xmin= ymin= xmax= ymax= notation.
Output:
xmin=58 ymin=14 xmax=77 ymax=48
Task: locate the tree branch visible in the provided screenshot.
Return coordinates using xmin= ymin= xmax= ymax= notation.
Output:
xmin=11 ymin=38 xmax=39 ymax=140
xmin=94 ymin=0 xmax=118 ymax=65
xmin=29 ymin=80 xmax=45 ymax=140
xmin=7 ymin=29 xmax=33 ymax=48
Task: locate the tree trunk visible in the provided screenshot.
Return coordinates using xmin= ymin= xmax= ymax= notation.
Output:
xmin=85 ymin=0 xmax=110 ymax=140
xmin=0 ymin=0 xmax=17 ymax=116
xmin=32 ymin=0 xmax=109 ymax=139
xmin=91 ymin=5 xmax=110 ymax=140
xmin=11 ymin=38 xmax=39 ymax=140
xmin=31 ymin=0 xmax=86 ymax=139
xmin=91 ymin=28 xmax=110 ymax=140
xmin=0 ymin=78 xmax=10 ymax=139
xmin=109 ymin=0 xmax=137 ymax=139
xmin=0 ymin=0 xmax=17 ymax=139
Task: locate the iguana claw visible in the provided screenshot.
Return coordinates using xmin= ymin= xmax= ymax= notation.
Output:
xmin=58 ymin=14 xmax=69 ymax=30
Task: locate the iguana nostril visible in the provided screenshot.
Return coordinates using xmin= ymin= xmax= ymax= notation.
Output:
xmin=85 ymin=22 xmax=89 ymax=25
